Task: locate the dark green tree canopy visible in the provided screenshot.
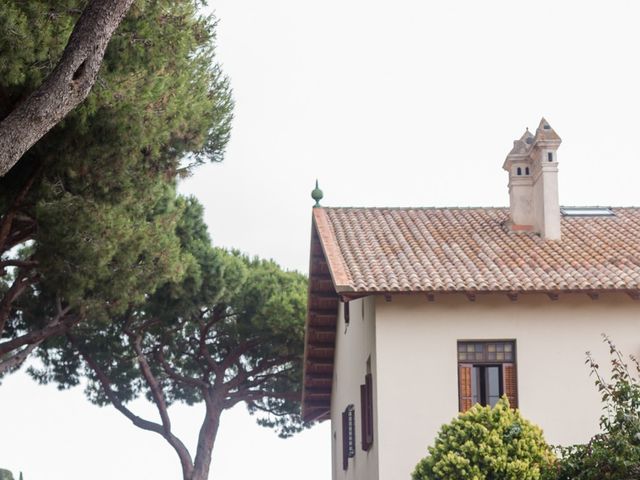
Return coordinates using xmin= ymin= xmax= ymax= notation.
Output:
xmin=32 ymin=197 xmax=308 ymax=480
xmin=0 ymin=0 xmax=233 ymax=374
xmin=1 ymin=4 xmax=307 ymax=479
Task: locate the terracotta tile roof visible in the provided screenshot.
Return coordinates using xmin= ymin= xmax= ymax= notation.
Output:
xmin=314 ymin=207 xmax=640 ymax=293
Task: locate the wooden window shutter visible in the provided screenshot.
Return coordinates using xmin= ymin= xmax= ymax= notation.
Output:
xmin=365 ymin=373 xmax=374 ymax=447
xmin=360 ymin=373 xmax=374 ymax=451
xmin=458 ymin=363 xmax=473 ymax=413
xmin=360 ymin=383 xmax=368 ymax=451
xmin=503 ymin=363 xmax=518 ymax=408
xmin=342 ymin=410 xmax=348 ymax=470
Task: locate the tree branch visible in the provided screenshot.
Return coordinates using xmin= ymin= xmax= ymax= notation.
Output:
xmin=0 ymin=164 xmax=41 ymax=252
xmin=198 ymin=312 xmax=225 ymax=379
xmin=224 ymin=354 xmax=297 ymax=393
xmin=127 ymin=333 xmax=174 ymax=433
xmin=153 ymin=347 xmax=209 ymax=390
xmin=0 ymin=273 xmax=36 ymax=335
xmin=68 ymin=333 xmax=195 ymax=478
xmin=0 ymin=306 xmax=72 ymax=356
xmin=218 ymin=338 xmax=261 ymax=373
xmin=0 ymin=304 xmax=72 ymax=373
xmin=0 ymin=0 xmax=136 ymax=175
xmin=0 ymin=259 xmax=38 ymax=271
xmin=0 ymin=341 xmax=40 ymax=375
xmin=3 ymin=223 xmax=36 ymax=254
xmin=224 ymin=389 xmax=300 ymax=409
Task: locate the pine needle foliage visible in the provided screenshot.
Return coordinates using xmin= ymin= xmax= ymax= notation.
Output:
xmin=0 ymin=0 xmax=233 ymax=371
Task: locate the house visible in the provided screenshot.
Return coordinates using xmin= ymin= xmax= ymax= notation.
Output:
xmin=301 ymin=119 xmax=640 ymax=480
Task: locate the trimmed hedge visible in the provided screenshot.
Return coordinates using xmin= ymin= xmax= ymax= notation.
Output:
xmin=412 ymin=398 xmax=555 ymax=480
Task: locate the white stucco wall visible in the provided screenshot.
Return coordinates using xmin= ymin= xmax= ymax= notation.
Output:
xmin=374 ymin=293 xmax=640 ymax=480
xmin=330 ymin=296 xmax=378 ymax=480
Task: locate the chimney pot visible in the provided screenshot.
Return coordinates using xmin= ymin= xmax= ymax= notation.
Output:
xmin=503 ymin=118 xmax=562 ymax=240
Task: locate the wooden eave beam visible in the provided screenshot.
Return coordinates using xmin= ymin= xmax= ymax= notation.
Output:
xmin=308 ymin=333 xmax=336 ymax=345
xmin=627 ymin=291 xmax=640 ymax=301
xmin=305 ymin=378 xmax=333 ymax=388
xmin=304 ymin=387 xmax=331 ymax=396
xmin=310 ymin=276 xmax=335 ymax=294
xmin=306 ymin=340 xmax=335 ymax=349
xmin=310 ymin=259 xmax=331 ymax=275
xmin=309 ymin=294 xmax=339 ymax=310
xmin=306 ymin=371 xmax=333 ymax=380
xmin=303 ymin=398 xmax=331 ymax=407
xmin=306 ymin=324 xmax=336 ymax=333
xmin=306 ymin=346 xmax=335 ymax=359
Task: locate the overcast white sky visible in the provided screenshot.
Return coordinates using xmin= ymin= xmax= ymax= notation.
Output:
xmin=4 ymin=1 xmax=640 ymax=479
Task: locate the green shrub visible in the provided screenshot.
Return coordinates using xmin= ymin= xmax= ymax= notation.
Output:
xmin=412 ymin=397 xmax=556 ymax=480
xmin=0 ymin=469 xmax=15 ymax=480
xmin=552 ymin=335 xmax=640 ymax=480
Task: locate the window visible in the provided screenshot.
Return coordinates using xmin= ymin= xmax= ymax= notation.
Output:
xmin=458 ymin=340 xmax=517 ymax=412
xmin=342 ymin=405 xmax=355 ymax=470
xmin=525 ymin=167 xmax=530 ymax=175
xmin=560 ymin=207 xmax=615 ymax=217
xmin=516 ymin=167 xmax=522 ymax=176
xmin=547 ymin=152 xmax=554 ymax=162
xmin=360 ymin=372 xmax=374 ymax=451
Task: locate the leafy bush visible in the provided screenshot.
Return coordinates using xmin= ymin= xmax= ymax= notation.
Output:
xmin=412 ymin=398 xmax=556 ymax=480
xmin=0 ymin=469 xmax=14 ymax=480
xmin=552 ymin=335 xmax=640 ymax=480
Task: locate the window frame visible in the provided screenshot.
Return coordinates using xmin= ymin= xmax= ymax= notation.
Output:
xmin=457 ymin=339 xmax=518 ymax=412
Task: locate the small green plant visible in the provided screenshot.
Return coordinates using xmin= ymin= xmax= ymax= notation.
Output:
xmin=553 ymin=335 xmax=640 ymax=480
xmin=0 ymin=469 xmax=15 ymax=480
xmin=412 ymin=397 xmax=556 ymax=480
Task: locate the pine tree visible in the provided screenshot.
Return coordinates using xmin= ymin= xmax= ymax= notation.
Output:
xmin=34 ymin=198 xmax=308 ymax=480
xmin=0 ymin=0 xmax=135 ymax=173
xmin=0 ymin=0 xmax=233 ymax=375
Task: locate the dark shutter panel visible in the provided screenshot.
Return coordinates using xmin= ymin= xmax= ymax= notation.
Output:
xmin=344 ymin=301 xmax=350 ymax=325
xmin=360 ymin=383 xmax=368 ymax=451
xmin=503 ymin=363 xmax=518 ymax=408
xmin=459 ymin=363 xmax=473 ymax=412
xmin=365 ymin=373 xmax=374 ymax=447
xmin=342 ymin=410 xmax=348 ymax=470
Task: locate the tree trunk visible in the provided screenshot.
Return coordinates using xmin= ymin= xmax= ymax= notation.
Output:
xmin=0 ymin=0 xmax=135 ymax=176
xmin=189 ymin=400 xmax=222 ymax=480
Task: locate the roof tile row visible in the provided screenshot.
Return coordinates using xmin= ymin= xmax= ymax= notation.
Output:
xmin=315 ymin=207 xmax=640 ymax=293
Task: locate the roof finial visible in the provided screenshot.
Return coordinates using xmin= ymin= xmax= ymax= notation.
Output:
xmin=311 ymin=180 xmax=323 ymax=208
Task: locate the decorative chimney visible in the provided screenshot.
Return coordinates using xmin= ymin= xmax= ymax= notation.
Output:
xmin=502 ymin=118 xmax=562 ymax=240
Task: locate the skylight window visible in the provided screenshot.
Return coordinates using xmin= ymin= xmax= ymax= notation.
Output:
xmin=560 ymin=207 xmax=615 ymax=217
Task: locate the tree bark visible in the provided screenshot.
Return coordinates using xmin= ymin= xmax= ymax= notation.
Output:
xmin=190 ymin=396 xmax=222 ymax=480
xmin=0 ymin=0 xmax=136 ymax=176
